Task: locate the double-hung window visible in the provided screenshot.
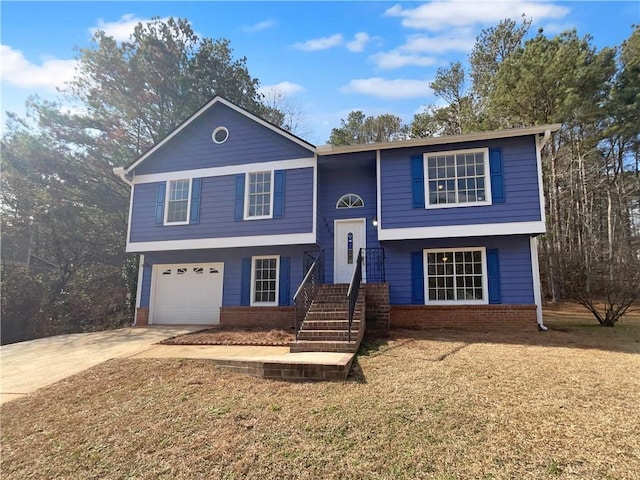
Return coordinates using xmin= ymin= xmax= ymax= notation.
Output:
xmin=245 ymin=171 xmax=273 ymax=219
xmin=425 ymin=148 xmax=491 ymax=207
xmin=165 ymin=179 xmax=191 ymax=224
xmin=424 ymin=248 xmax=488 ymax=304
xmin=251 ymin=255 xmax=279 ymax=306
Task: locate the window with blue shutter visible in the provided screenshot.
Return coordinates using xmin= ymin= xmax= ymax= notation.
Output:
xmin=411 ymin=251 xmax=425 ymax=304
xmin=489 ymin=148 xmax=505 ymax=203
xmin=487 ymin=249 xmax=501 ymax=304
xmin=189 ymin=178 xmax=202 ymax=224
xmin=234 ymin=174 xmax=245 ymax=221
xmin=278 ymin=257 xmax=290 ymax=306
xmin=273 ymin=170 xmax=285 ymax=218
xmin=411 ymin=155 xmax=425 ymax=208
xmin=155 ymin=183 xmax=166 ymax=225
xmin=240 ymin=258 xmax=251 ymax=306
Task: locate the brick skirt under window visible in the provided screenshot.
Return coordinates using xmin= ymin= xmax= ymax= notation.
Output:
xmin=390 ymin=304 xmax=537 ymax=331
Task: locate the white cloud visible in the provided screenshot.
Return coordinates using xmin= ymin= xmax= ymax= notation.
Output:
xmin=90 ymin=14 xmax=170 ymax=42
xmin=0 ymin=44 xmax=77 ymax=91
xmin=243 ymin=20 xmax=275 ymax=33
xmin=292 ymin=34 xmax=343 ymax=51
xmin=340 ymin=77 xmax=429 ymax=99
xmin=402 ymin=31 xmax=476 ymax=53
xmin=370 ymin=51 xmax=437 ymax=69
xmin=347 ymin=32 xmax=372 ymax=52
xmin=540 ymin=21 xmax=575 ymax=35
xmin=385 ymin=1 xmax=569 ymax=30
xmin=260 ymin=81 xmax=305 ymax=96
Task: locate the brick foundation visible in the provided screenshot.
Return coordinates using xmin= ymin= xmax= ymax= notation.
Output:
xmin=135 ymin=307 xmax=149 ymax=326
xmin=390 ymin=304 xmax=538 ymax=331
xmin=363 ymin=283 xmax=390 ymax=336
xmin=220 ymin=306 xmax=295 ymax=330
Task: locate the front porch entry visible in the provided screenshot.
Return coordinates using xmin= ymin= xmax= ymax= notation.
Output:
xmin=334 ymin=218 xmax=366 ymax=283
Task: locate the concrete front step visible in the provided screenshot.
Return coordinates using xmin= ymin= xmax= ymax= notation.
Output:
xmin=290 ymin=340 xmax=359 ymax=353
xmin=297 ymin=329 xmax=359 ymax=341
xmin=300 ymin=320 xmax=361 ymax=330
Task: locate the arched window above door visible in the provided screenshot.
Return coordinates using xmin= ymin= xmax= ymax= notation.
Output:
xmin=336 ymin=193 xmax=364 ymax=209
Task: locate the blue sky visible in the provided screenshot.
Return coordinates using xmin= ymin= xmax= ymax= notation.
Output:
xmin=1 ymin=1 xmax=638 ymax=144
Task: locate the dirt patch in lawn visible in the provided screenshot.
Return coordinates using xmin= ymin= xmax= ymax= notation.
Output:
xmin=2 ymin=306 xmax=639 ymax=479
xmin=160 ymin=327 xmax=295 ymax=346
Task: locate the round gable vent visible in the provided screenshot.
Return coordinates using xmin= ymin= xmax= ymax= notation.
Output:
xmin=212 ymin=126 xmax=229 ymax=144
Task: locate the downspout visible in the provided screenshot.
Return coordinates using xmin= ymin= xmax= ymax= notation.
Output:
xmin=532 ymin=130 xmax=551 ymax=332
xmin=113 ymin=166 xmax=136 ymax=325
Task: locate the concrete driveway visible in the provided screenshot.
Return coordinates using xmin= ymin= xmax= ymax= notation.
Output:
xmin=0 ymin=326 xmax=202 ymax=404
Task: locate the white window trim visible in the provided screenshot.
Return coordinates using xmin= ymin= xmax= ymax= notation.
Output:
xmin=244 ymin=170 xmax=274 ymax=220
xmin=424 ymin=147 xmax=492 ymax=209
xmin=164 ymin=178 xmax=192 ymax=226
xmin=423 ymin=247 xmax=488 ymax=305
xmin=212 ymin=126 xmax=229 ymax=144
xmin=336 ymin=193 xmax=365 ymax=209
xmin=250 ymin=255 xmax=280 ymax=307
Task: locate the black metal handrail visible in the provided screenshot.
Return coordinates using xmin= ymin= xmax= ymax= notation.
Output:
xmin=362 ymin=247 xmax=385 ymax=283
xmin=293 ymin=250 xmax=325 ymax=340
xmin=346 ymin=249 xmax=363 ymax=342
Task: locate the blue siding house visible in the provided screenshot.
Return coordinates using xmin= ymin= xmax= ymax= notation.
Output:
xmin=115 ymin=97 xmax=560 ymax=333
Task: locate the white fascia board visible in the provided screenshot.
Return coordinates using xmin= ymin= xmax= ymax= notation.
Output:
xmin=378 ymin=221 xmax=546 ymax=241
xmin=126 ymin=232 xmax=317 ymax=253
xmin=126 ymin=97 xmax=315 ymax=174
xmin=132 ymin=157 xmax=316 ymax=184
xmin=317 ymin=124 xmax=562 ymax=156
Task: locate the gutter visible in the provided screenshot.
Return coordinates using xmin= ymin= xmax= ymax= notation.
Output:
xmin=113 ymin=167 xmax=133 ymax=187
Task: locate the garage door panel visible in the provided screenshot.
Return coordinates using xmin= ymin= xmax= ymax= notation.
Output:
xmin=151 ymin=263 xmax=223 ymax=325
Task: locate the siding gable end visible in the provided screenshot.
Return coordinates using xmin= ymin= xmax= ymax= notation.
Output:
xmin=132 ymin=99 xmax=315 ymax=175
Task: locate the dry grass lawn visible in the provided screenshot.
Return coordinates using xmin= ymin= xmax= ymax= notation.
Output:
xmin=2 ymin=306 xmax=639 ymax=479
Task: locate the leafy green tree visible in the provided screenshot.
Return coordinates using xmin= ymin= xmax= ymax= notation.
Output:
xmin=411 ymin=61 xmax=478 ymax=137
xmin=69 ymin=17 xmax=273 ymax=165
xmin=1 ymin=17 xmax=282 ymax=341
xmin=469 ymin=16 xmax=532 ymax=103
xmin=328 ymin=110 xmax=408 ymax=145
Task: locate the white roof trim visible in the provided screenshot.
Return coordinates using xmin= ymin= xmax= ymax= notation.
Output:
xmin=316 ymin=124 xmax=562 ymax=156
xmin=125 ymin=96 xmax=315 ymax=173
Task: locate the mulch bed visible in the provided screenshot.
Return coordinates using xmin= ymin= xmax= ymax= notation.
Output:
xmin=160 ymin=327 xmax=295 ymax=346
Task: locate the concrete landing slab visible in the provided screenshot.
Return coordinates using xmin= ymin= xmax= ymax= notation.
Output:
xmin=133 ymin=345 xmax=355 ymax=381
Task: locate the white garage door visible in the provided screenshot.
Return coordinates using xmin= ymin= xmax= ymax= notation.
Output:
xmin=151 ymin=263 xmax=224 ymax=325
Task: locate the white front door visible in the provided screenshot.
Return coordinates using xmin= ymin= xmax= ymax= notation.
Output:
xmin=151 ymin=263 xmax=224 ymax=325
xmin=334 ymin=219 xmax=366 ymax=283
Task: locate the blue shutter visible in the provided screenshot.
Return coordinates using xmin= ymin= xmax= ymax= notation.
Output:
xmin=487 ymin=249 xmax=501 ymax=304
xmin=240 ymin=258 xmax=251 ymax=306
xmin=489 ymin=148 xmax=505 ymax=203
xmin=189 ymin=178 xmax=202 ymax=224
xmin=411 ymin=155 xmax=425 ymax=208
xmin=235 ymin=174 xmax=245 ymax=220
xmin=278 ymin=257 xmax=290 ymax=306
xmin=155 ymin=183 xmax=166 ymax=225
xmin=273 ymin=170 xmax=285 ymax=218
xmin=411 ymin=251 xmax=425 ymax=304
